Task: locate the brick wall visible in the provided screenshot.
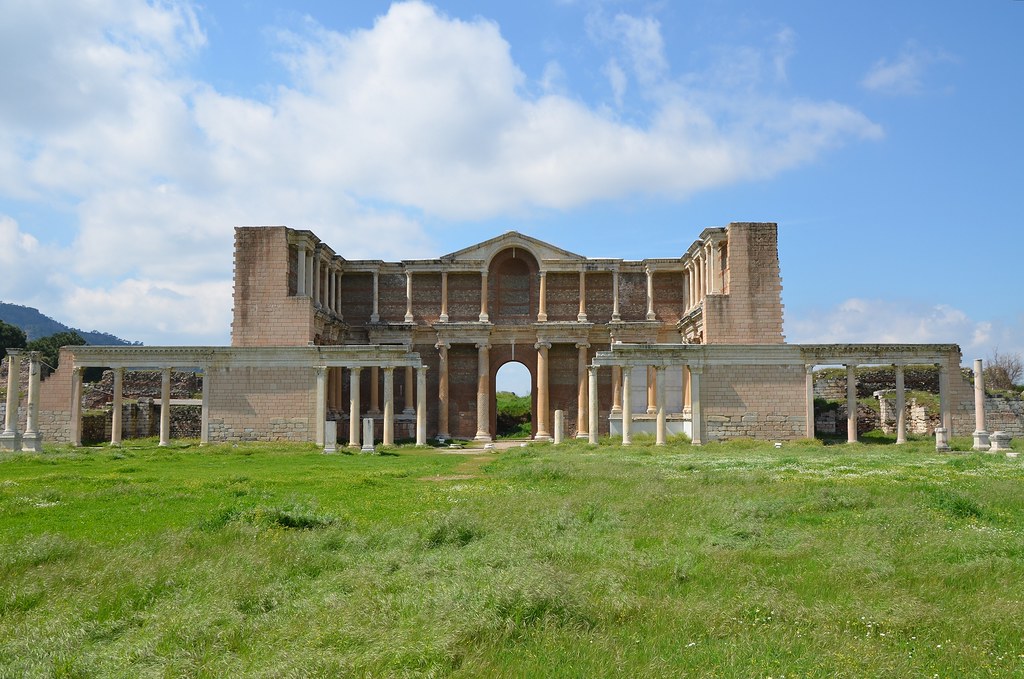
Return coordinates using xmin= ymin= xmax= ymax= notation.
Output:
xmin=702 ymin=364 xmax=806 ymax=439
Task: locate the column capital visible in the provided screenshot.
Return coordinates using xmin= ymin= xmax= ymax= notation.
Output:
xmin=435 ymin=341 xmax=451 ymax=351
xmin=417 ymin=364 xmax=429 ymax=374
xmin=475 ymin=342 xmax=490 ymax=350
xmin=805 ymin=364 xmax=815 ymax=374
xmin=689 ymin=365 xmax=703 ymax=375
xmin=351 ymin=365 xmax=362 ymax=375
xmin=382 ymin=366 xmax=395 ymax=375
xmin=654 ymin=364 xmax=667 ymax=374
xmin=575 ymin=342 xmax=590 ymax=350
xmin=5 ymin=348 xmax=23 ymax=359
xmin=534 ymin=341 xmax=551 ymax=351
xmin=71 ymin=365 xmax=82 ymax=377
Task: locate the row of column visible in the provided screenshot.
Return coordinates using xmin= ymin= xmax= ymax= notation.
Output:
xmin=586 ymin=363 xmax=704 ymax=447
xmin=357 ymin=268 xmax=717 ymax=326
xmin=296 ymin=244 xmax=344 ymax=318
xmin=321 ymin=365 xmax=428 ymax=448
xmin=0 ymin=350 xmax=43 ymax=452
xmin=803 ymin=363 xmax=952 ymax=445
xmin=683 ymin=240 xmax=723 ymax=312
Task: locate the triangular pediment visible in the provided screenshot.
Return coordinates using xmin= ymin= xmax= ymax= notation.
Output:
xmin=441 ymin=231 xmax=584 ymax=263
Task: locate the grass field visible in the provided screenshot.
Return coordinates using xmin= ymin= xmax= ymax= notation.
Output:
xmin=3 ymin=434 xmax=1024 ymax=677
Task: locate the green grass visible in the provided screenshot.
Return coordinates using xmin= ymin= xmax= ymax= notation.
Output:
xmin=3 ymin=436 xmax=1024 ymax=676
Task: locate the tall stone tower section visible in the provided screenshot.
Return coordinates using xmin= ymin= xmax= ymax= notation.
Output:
xmin=702 ymin=222 xmax=785 ymax=344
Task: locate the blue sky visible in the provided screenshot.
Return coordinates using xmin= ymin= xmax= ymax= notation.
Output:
xmin=0 ymin=1 xmax=1020 ymax=375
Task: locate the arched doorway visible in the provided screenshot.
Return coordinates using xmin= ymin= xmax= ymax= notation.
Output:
xmin=495 ymin=361 xmax=532 ymax=438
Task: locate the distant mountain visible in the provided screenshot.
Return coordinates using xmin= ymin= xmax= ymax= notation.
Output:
xmin=0 ymin=302 xmax=139 ymax=345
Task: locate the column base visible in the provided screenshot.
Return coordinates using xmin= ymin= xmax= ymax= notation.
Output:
xmin=973 ymin=431 xmax=992 ymax=452
xmin=439 ymin=314 xmax=449 ymax=323
xmin=935 ymin=427 xmax=951 ymax=452
xmin=575 ymin=432 xmax=588 ymax=439
xmin=533 ymin=434 xmax=552 ymax=442
xmin=474 ymin=432 xmax=492 ymax=442
xmin=0 ymin=432 xmax=22 ymax=451
xmin=20 ymin=433 xmax=42 ymax=452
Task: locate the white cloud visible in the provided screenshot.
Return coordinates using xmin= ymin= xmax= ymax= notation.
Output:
xmin=604 ymin=58 xmax=628 ymax=108
xmin=0 ymin=0 xmax=882 ymax=346
xmin=861 ymin=41 xmax=956 ymax=95
xmin=787 ymin=298 xmax=1024 ymax=366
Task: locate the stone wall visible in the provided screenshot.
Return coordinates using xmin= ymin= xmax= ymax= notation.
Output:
xmin=206 ymin=365 xmax=315 ymax=442
xmin=702 ymin=364 xmax=807 ymax=439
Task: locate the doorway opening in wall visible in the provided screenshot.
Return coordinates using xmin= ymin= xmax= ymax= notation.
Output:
xmin=495 ymin=361 xmax=532 ymax=439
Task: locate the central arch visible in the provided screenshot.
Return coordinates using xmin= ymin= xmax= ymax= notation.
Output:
xmin=494 ymin=361 xmax=532 ymax=438
xmin=488 ymin=247 xmax=540 ymax=324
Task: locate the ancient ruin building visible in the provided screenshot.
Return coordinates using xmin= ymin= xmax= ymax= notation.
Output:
xmin=16 ymin=222 xmax=981 ymax=449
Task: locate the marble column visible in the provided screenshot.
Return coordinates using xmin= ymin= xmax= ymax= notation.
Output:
xmin=577 ymin=271 xmax=587 ymax=322
xmin=655 ymin=365 xmax=667 ymax=446
xmin=576 ymin=343 xmax=589 ymax=438
xmin=200 ymin=366 xmax=209 ymax=446
xmin=973 ymin=358 xmax=990 ymax=451
xmin=804 ymin=365 xmax=815 ymax=439
xmin=370 ymin=366 xmax=380 ymax=413
xmin=690 ymin=366 xmax=703 ymax=445
xmin=439 ymin=272 xmax=449 ymax=323
xmin=312 ymin=252 xmax=321 ymax=309
xmin=846 ymin=364 xmax=857 ymax=444
xmin=1 ymin=350 xmax=22 ymax=450
xmin=383 ymin=367 xmax=395 ymax=446
xmin=159 ymin=367 xmax=171 ymax=447
xmin=416 ymin=366 xmax=427 ymax=446
xmin=21 ymin=352 xmax=41 ymax=452
xmin=404 ymin=271 xmax=414 ymax=323
xmin=370 ymin=269 xmax=380 ymax=323
xmin=645 ymin=268 xmax=656 ymax=320
xmin=895 ymin=365 xmax=907 ymax=445
xmin=939 ymin=364 xmax=952 ymax=435
xmin=436 ymin=342 xmax=450 ymax=439
xmin=349 ymin=367 xmax=362 ymax=447
xmin=646 ymin=366 xmax=657 ymax=414
xmin=305 ymin=250 xmax=314 ymax=300
xmin=71 ymin=366 xmax=83 ymax=447
xmin=404 ymin=366 xmax=415 ymax=414
xmin=611 ymin=365 xmax=622 ymax=413
xmin=329 ymin=265 xmax=337 ymax=314
xmin=538 ymin=271 xmax=548 ymax=322
xmin=315 ymin=366 xmax=327 ymax=447
xmin=479 ymin=272 xmax=489 ymax=322
xmin=682 ymin=269 xmax=690 ymax=311
xmin=588 ymin=365 xmax=599 ymax=445
xmin=296 ymin=244 xmax=307 ymax=296
xmin=708 ymin=243 xmax=719 ymax=294
xmin=535 ymin=341 xmax=551 ymax=440
xmin=611 ymin=270 xmax=621 ymax=321
xmin=621 ymin=366 xmax=632 ymax=446
xmin=111 ymin=367 xmax=124 ymax=446
xmin=475 ymin=343 xmax=491 ymax=441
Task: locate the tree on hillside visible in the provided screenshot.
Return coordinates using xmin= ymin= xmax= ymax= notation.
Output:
xmin=26 ymin=330 xmax=86 ymax=375
xmin=985 ymin=347 xmax=1023 ymax=390
xmin=0 ymin=319 xmax=27 ymax=360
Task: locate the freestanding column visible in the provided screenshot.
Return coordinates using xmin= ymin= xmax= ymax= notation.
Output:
xmin=1 ymin=350 xmax=22 ymax=450
xmin=439 ymin=272 xmax=449 ymax=323
xmin=370 ymin=366 xmax=380 ymax=413
xmin=895 ymin=365 xmax=907 ymax=444
xmin=682 ymin=270 xmax=690 ymax=311
xmin=655 ymin=365 xmax=667 ymax=446
xmin=646 ymin=366 xmax=657 ymax=414
xmin=329 ymin=265 xmax=337 ymax=313
xmin=296 ymin=245 xmax=307 ymax=296
xmin=71 ymin=366 xmax=83 ymax=447
xmin=370 ymin=269 xmax=380 ymax=323
xmin=938 ymin=364 xmax=952 ymax=435
xmin=475 ymin=343 xmax=491 ymax=441
xmin=804 ymin=365 xmax=815 ymax=439
xmin=404 ymin=271 xmax=414 ymax=323
xmin=588 ymin=365 xmax=599 ymax=445
xmin=315 ymin=366 xmax=327 ymax=446
xmin=404 ymin=366 xmax=415 ymax=414
xmin=383 ymin=367 xmax=394 ymax=446
xmin=436 ymin=342 xmax=450 ymax=439
xmin=690 ymin=366 xmax=703 ymax=445
xmin=312 ymin=252 xmax=321 ymax=308
xmin=348 ymin=367 xmax=361 ymax=447
xmin=159 ymin=367 xmax=171 ymax=447
xmin=576 ymin=343 xmax=589 ymax=438
xmin=846 ymin=364 xmax=858 ymax=444
xmin=611 ymin=270 xmax=620 ymax=321
xmin=708 ymin=242 xmax=719 ymax=294
xmin=21 ymin=352 xmax=41 ymax=452
xmin=611 ymin=366 xmax=622 ymax=413
xmin=535 ymin=341 xmax=551 ymax=440
xmin=577 ymin=271 xmax=587 ymax=322
xmin=416 ymin=366 xmax=427 ymax=446
xmin=538 ymin=272 xmax=548 ymax=322
xmin=111 ymin=367 xmax=124 ymax=446
xmin=200 ymin=366 xmax=209 ymax=446
xmin=973 ymin=358 xmax=990 ymax=451
xmin=479 ymin=272 xmax=489 ymax=322
xmin=305 ymin=250 xmax=314 ymax=299
xmin=621 ymin=367 xmax=632 ymax=445
xmin=645 ymin=268 xmax=656 ymax=320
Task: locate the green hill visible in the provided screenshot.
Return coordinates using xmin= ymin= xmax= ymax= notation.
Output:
xmin=0 ymin=301 xmax=137 ymax=345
